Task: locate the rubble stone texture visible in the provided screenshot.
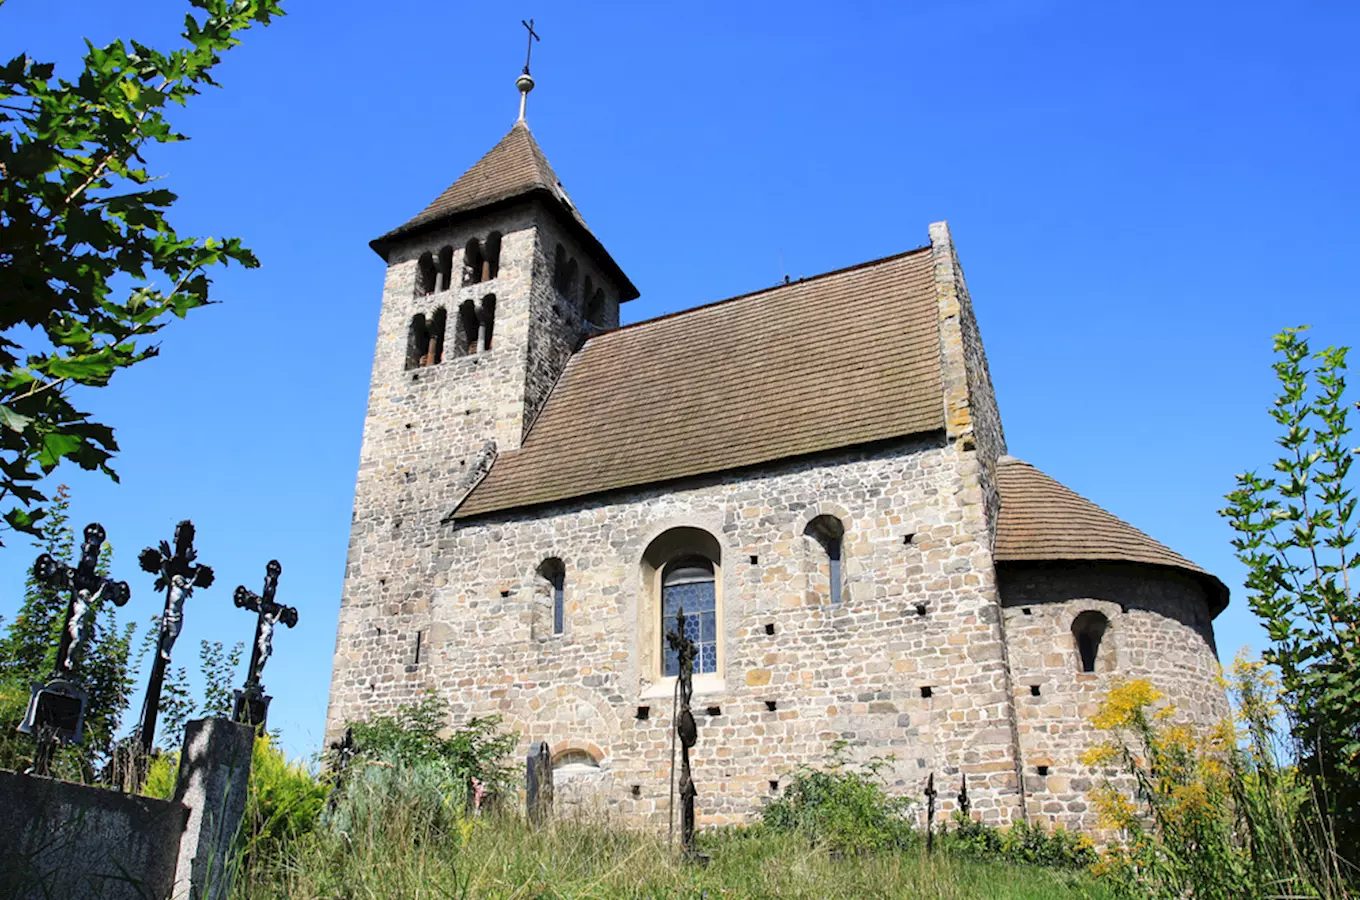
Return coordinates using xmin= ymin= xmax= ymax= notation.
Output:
xmin=327 ymin=130 xmax=1227 ymax=833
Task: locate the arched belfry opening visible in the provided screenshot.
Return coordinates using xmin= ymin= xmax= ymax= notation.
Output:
xmin=1072 ymin=610 xmax=1111 ymax=673
xmin=478 ymin=294 xmax=496 ymax=351
xmin=436 ymin=246 xmax=454 ymax=292
xmin=484 ymin=231 xmax=502 ymax=280
xmin=406 ymin=310 xmax=445 ymax=369
xmin=464 ymin=238 xmax=484 ymax=286
xmin=416 ymin=252 xmax=436 ymax=296
xmin=457 ymin=299 xmax=480 ymax=356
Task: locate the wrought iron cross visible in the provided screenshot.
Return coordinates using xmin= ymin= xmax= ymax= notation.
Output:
xmin=666 ymin=606 xmax=699 ymax=856
xmin=521 ymin=18 xmax=540 ymax=75
xmin=234 ymin=560 xmax=298 ymax=691
xmin=32 ymin=523 xmax=130 ymax=678
xmin=135 ymin=520 xmax=214 ymax=758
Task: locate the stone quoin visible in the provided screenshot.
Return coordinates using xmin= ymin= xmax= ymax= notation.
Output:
xmin=325 ymin=77 xmax=1228 ymax=832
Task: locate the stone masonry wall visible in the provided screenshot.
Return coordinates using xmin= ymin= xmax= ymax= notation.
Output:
xmin=327 ymin=201 xmax=626 ymax=740
xmin=328 ymin=434 xmax=1026 ymax=828
xmin=998 ymin=563 xmax=1228 ymax=832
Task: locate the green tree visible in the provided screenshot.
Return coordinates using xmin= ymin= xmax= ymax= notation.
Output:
xmin=0 ymin=0 xmax=282 ymax=544
xmin=0 ymin=485 xmax=136 ymax=779
xmin=1221 ymin=326 xmax=1358 ymax=867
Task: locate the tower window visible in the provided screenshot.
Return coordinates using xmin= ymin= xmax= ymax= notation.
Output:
xmin=478 ymin=294 xmax=496 ymax=351
xmin=1072 ymin=610 xmax=1110 ymax=673
xmin=405 ymin=313 xmax=429 ymax=369
xmin=662 ymin=556 xmax=717 ymax=677
xmin=582 ymin=275 xmax=594 ymax=313
xmin=436 ymin=246 xmax=454 ymax=292
xmin=425 ymin=307 xmax=446 ymax=366
xmin=553 ymin=243 xmax=569 ymax=293
xmin=586 ymin=288 xmax=606 ymax=328
xmin=805 ymin=515 xmax=846 ymax=605
xmin=416 ymin=252 xmax=436 ymax=296
xmin=457 ymin=299 xmax=480 ymax=356
xmin=463 ymin=238 xmax=484 ymax=286
xmin=538 ymin=557 xmax=565 ymax=635
xmin=484 ymin=231 xmax=502 ymax=280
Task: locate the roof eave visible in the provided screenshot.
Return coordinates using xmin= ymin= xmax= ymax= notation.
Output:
xmin=369 ymin=188 xmax=639 ymax=301
xmin=995 ymin=557 xmax=1230 ymax=619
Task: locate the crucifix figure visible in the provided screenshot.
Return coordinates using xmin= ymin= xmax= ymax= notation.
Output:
xmin=136 ymin=520 xmax=214 ymax=759
xmin=521 ymin=18 xmax=540 ymax=75
xmin=666 ymin=606 xmax=700 ymax=857
xmin=232 ymin=559 xmax=298 ymax=727
xmin=32 ymin=523 xmax=131 ymax=678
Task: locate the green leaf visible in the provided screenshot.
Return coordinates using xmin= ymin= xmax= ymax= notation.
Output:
xmin=0 ymin=404 xmax=33 ymax=433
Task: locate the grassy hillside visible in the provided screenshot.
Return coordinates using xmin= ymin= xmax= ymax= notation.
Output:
xmin=238 ymin=815 xmax=1111 ymax=900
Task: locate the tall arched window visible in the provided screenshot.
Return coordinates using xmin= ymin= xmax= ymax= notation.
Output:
xmin=538 ymin=557 xmax=565 ymax=635
xmin=457 ymin=299 xmax=480 ymax=356
xmin=1072 ymin=611 xmax=1110 ymax=673
xmin=464 ymin=238 xmax=484 ymax=286
xmin=436 ymin=246 xmax=454 ymax=292
xmin=478 ymin=294 xmax=496 ymax=351
xmin=662 ymin=557 xmax=717 ymax=676
xmin=805 ymin=515 xmax=845 ymax=605
xmin=416 ymin=252 xmax=436 ymax=296
xmin=484 ymin=231 xmax=502 ymax=280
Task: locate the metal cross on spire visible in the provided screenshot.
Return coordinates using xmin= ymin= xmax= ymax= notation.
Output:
xmin=232 ymin=559 xmax=298 ymax=728
xmin=516 ymin=19 xmax=541 ymax=122
xmin=521 ymin=18 xmax=540 ymax=75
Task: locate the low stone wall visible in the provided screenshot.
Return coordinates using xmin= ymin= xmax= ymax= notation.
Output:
xmin=0 ymin=717 xmax=253 ymax=900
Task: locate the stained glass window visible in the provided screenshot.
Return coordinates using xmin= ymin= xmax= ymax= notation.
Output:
xmin=662 ymin=557 xmax=717 ymax=677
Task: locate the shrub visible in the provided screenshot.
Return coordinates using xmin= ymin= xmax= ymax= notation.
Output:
xmin=1083 ymin=662 xmax=1350 ymax=899
xmin=761 ymin=742 xmax=916 ymax=854
xmin=239 ymin=736 xmax=328 ymax=874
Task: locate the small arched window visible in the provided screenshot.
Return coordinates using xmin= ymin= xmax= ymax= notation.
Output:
xmin=405 ymin=313 xmax=429 ymax=369
xmin=538 ymin=557 xmax=565 ymax=635
xmin=1072 ymin=611 xmax=1110 ymax=673
xmin=582 ymin=276 xmax=595 ymax=311
xmin=464 ymin=238 xmax=484 ymax=286
xmin=457 ymin=299 xmax=480 ymax=356
xmin=416 ymin=252 xmax=436 ymax=296
xmin=478 ymin=294 xmax=496 ymax=351
xmin=805 ymin=515 xmax=845 ymax=605
xmin=662 ymin=556 xmax=717 ymax=676
xmin=484 ymin=231 xmax=502 ymax=280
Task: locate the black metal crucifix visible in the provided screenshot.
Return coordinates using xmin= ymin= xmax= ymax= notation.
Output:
xmin=521 ymin=18 xmax=540 ymax=75
xmin=232 ymin=559 xmax=298 ymax=728
xmin=666 ymin=606 xmax=700 ymax=857
xmin=33 ymin=523 xmax=131 ymax=679
xmin=23 ymin=523 xmax=130 ymax=775
xmin=135 ymin=520 xmax=214 ymax=758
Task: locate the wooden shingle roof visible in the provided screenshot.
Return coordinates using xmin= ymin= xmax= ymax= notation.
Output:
xmin=455 ymin=247 xmax=942 ymax=518
xmin=995 ymin=457 xmax=1228 ymax=613
xmin=370 ymin=122 xmax=637 ymax=298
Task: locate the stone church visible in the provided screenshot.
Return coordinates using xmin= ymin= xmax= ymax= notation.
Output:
xmin=327 ymin=82 xmax=1229 ymax=831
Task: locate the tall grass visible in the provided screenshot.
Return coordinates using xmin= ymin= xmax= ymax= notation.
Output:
xmin=235 ymin=804 xmax=1111 ymax=900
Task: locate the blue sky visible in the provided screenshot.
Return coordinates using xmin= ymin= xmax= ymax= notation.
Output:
xmin=1 ymin=0 xmax=1356 ymax=761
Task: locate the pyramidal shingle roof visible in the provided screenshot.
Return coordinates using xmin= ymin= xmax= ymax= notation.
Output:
xmin=994 ymin=456 xmax=1228 ymax=614
xmin=370 ymin=122 xmax=637 ymax=298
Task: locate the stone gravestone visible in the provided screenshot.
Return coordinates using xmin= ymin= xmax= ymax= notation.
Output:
xmin=526 ymin=740 xmax=553 ymax=825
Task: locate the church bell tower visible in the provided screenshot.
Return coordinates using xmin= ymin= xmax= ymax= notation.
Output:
xmin=327 ymin=70 xmax=637 ymax=737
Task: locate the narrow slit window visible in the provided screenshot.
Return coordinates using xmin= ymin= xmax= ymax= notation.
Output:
xmin=805 ymin=515 xmax=846 ymax=605
xmin=538 ymin=558 xmax=566 ymax=635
